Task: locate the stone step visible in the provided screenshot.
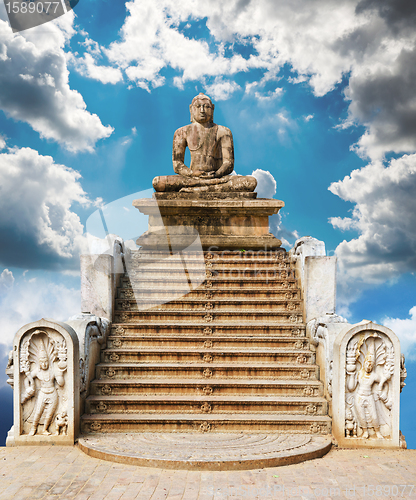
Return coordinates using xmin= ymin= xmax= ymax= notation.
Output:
xmin=114 ymin=310 xmax=304 ymax=323
xmin=77 ymin=432 xmax=332 ymax=470
xmin=85 ymin=395 xmax=328 ymax=416
xmin=120 ymin=277 xmax=299 ymax=289
xmin=80 ymin=413 xmax=332 ymax=434
xmin=88 ymin=378 xmax=324 ymax=397
xmin=100 ymin=348 xmax=315 ymax=365
xmin=110 ymin=324 xmax=306 ymax=336
xmin=126 ymin=261 xmax=292 ymax=272
xmin=118 ymin=288 xmax=301 ymax=300
xmin=129 ymin=251 xmax=288 ymax=262
xmin=94 ymin=363 xmax=319 ymax=381
xmin=106 ymin=335 xmax=311 ymax=350
xmin=114 ymin=298 xmax=302 ymax=312
xmin=127 ymin=268 xmax=296 ymax=279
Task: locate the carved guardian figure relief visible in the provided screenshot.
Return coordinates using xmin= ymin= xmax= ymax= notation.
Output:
xmin=19 ymin=330 xmax=68 ymax=436
xmin=345 ymin=332 xmax=394 ymax=440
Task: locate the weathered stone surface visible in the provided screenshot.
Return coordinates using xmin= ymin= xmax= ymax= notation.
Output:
xmin=154 ymin=191 xmax=257 ymax=200
xmin=79 ymin=432 xmax=332 ymax=470
xmin=133 ymin=198 xmax=284 ymax=250
xmin=81 ymin=254 xmax=114 ymax=320
xmin=81 ymin=237 xmax=127 ymax=320
xmin=66 ymin=314 xmax=111 ymax=411
xmin=290 ymin=236 xmax=336 ymax=322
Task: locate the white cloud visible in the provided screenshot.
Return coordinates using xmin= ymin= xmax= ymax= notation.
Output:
xmin=329 ymin=154 xmax=416 ymax=284
xmin=0 ymin=16 xmax=113 ymax=152
xmin=269 ymin=213 xmax=299 ymax=249
xmin=254 ymin=88 xmax=284 ymax=101
xmin=0 ymin=277 xmax=79 ymax=347
xmin=251 ymin=168 xmax=277 ymax=198
xmin=69 ymin=52 xmax=123 ymax=85
xmin=204 ymin=77 xmax=240 ymax=101
xmin=98 ymin=0 xmax=416 ymax=162
xmin=0 ymin=269 xmax=14 ymax=289
xmin=0 ymin=146 xmax=91 ymax=269
xmin=383 ymin=306 xmax=416 ymax=360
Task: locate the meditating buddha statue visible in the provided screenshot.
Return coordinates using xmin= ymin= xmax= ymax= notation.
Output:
xmin=152 ymin=93 xmax=257 ymax=193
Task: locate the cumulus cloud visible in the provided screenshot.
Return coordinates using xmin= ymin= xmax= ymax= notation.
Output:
xmin=204 ymin=77 xmax=240 ymax=101
xmin=96 ymin=0 xmax=416 ymax=163
xmin=251 ymin=168 xmax=277 ymax=198
xmin=329 ymin=154 xmax=416 ymax=284
xmin=69 ymin=52 xmax=123 ymax=85
xmin=0 ymin=276 xmax=79 ymax=347
xmin=249 ymin=169 xmax=298 ymax=248
xmin=0 ymin=269 xmax=14 ymax=290
xmin=269 ymin=213 xmax=300 ymax=249
xmin=68 ymin=35 xmax=123 ymax=85
xmin=345 ymin=45 xmax=416 ymax=160
xmin=383 ymin=306 xmax=416 ymax=360
xmin=0 ymin=15 xmax=113 ymax=152
xmin=0 ymin=145 xmax=91 ymax=270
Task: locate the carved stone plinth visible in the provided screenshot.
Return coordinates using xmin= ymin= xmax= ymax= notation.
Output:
xmin=133 ymin=195 xmax=284 ymax=250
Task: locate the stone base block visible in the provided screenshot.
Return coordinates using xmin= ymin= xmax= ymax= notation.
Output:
xmin=133 ymin=197 xmax=284 ymax=250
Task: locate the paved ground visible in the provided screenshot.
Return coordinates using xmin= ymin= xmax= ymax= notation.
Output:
xmin=0 ymin=445 xmax=415 ymax=499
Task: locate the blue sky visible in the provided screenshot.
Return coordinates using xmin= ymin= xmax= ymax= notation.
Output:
xmin=0 ymin=0 xmax=415 ymax=447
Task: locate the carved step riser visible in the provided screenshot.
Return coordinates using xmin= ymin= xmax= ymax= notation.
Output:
xmin=106 ymin=338 xmax=311 ymax=350
xmin=130 ymin=249 xmax=290 ymax=262
xmin=118 ymin=290 xmax=300 ymax=300
xmin=114 ymin=313 xmax=304 ymax=324
xmin=100 ymin=352 xmax=316 ymax=365
xmin=128 ymin=263 xmax=293 ymax=269
xmin=120 ymin=279 xmax=299 ymax=289
xmin=129 ymin=256 xmax=289 ymax=264
xmin=127 ymin=270 xmax=296 ymax=280
xmin=110 ymin=326 xmax=306 ymax=336
xmin=95 ymin=366 xmax=319 ymax=380
xmin=85 ymin=401 xmax=328 ymax=415
xmin=81 ymin=420 xmax=331 ymax=435
xmin=89 ymin=384 xmax=324 ymax=398
xmin=114 ymin=301 xmax=302 ymax=313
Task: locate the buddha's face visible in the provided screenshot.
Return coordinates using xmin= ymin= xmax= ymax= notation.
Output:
xmin=191 ymin=98 xmax=214 ymax=124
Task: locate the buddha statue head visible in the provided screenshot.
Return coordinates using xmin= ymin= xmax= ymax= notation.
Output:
xmin=189 ymin=93 xmax=215 ymax=124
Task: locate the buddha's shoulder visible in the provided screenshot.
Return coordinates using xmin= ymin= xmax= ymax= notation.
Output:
xmin=173 ymin=125 xmax=192 ymax=138
xmin=216 ymin=125 xmax=232 ymax=138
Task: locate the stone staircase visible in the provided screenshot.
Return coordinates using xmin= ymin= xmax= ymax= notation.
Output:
xmin=81 ymin=249 xmax=331 ymax=435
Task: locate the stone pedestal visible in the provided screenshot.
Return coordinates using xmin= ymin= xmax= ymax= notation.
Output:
xmin=133 ymin=193 xmax=284 ymax=250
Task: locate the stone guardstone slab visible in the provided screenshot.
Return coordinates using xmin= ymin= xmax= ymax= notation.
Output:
xmin=332 ymin=322 xmax=402 ymax=448
xmin=9 ymin=318 xmax=80 ymax=446
xmin=133 ymin=195 xmax=284 ymax=250
xmin=78 ymin=432 xmax=332 ymax=470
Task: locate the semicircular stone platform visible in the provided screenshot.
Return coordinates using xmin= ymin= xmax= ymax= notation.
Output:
xmin=78 ymin=432 xmax=332 ymax=471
